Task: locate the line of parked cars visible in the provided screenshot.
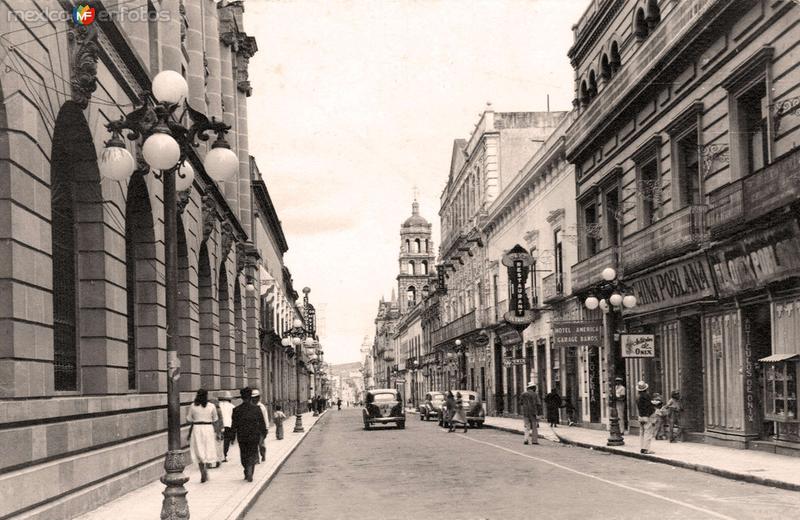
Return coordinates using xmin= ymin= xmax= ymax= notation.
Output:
xmin=361 ymin=388 xmax=486 ymax=431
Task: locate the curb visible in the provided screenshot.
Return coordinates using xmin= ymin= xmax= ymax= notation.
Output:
xmin=228 ymin=410 xmax=329 ymax=520
xmin=482 ymin=421 xmax=553 ymax=442
xmin=549 ymin=430 xmax=800 ymax=493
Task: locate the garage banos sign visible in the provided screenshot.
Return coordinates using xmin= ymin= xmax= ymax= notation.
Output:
xmin=553 ymin=320 xmax=602 ymax=348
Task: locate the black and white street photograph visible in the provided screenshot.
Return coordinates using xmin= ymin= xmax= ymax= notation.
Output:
xmin=1 ymin=0 xmax=800 ymax=519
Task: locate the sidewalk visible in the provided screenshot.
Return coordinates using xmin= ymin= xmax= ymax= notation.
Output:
xmin=483 ymin=416 xmax=800 ymax=491
xmin=75 ymin=411 xmax=325 ymax=520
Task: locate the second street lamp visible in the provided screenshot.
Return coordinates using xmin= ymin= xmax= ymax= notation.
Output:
xmin=583 ymin=267 xmax=637 ymax=447
xmin=281 ymin=320 xmax=315 ymax=433
xmin=98 ymin=70 xmax=239 ymax=520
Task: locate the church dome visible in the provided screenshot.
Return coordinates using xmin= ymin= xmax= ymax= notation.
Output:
xmin=402 ymin=200 xmax=429 ymax=227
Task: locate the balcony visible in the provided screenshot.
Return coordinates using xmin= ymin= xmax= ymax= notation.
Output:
xmin=620 ymin=205 xmax=707 ymax=274
xmin=571 ymin=247 xmax=616 ymax=294
xmin=542 ymin=272 xmax=568 ymax=304
xmin=707 ymin=148 xmax=800 ymax=237
xmin=432 ymin=310 xmax=478 ymax=347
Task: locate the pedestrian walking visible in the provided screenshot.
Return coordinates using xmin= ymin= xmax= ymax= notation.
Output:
xmin=564 ymin=396 xmax=576 ymax=426
xmin=636 ymin=381 xmax=656 ymax=454
xmin=252 ymin=389 xmax=270 ymax=462
xmin=211 ymin=397 xmax=225 ymax=468
xmin=443 ymin=391 xmax=456 ymax=429
xmin=614 ymin=377 xmax=629 ymax=432
xmin=337 ymin=398 xmax=342 ymax=410
xmin=273 ymin=405 xmax=287 ymax=440
xmin=231 ymin=387 xmax=267 ymax=482
xmin=186 ymin=389 xmax=219 ymax=483
xmin=217 ymin=391 xmax=234 ymax=462
xmin=544 ymin=389 xmax=562 ymax=428
xmin=666 ymin=390 xmax=683 ymax=442
xmin=520 ymin=382 xmax=542 ymax=445
xmin=449 ymin=392 xmax=468 ymax=433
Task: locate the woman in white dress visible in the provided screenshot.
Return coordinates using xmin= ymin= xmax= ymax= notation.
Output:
xmin=187 ymin=389 xmax=218 ymax=482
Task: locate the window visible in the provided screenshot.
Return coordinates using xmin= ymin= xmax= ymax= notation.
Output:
xmin=637 ymin=158 xmax=661 ymax=227
xmin=407 ymin=286 xmax=416 ymax=304
xmin=610 ymin=41 xmax=621 ymax=73
xmin=529 ymin=248 xmax=538 ymax=307
xmin=408 ymin=260 xmax=415 ymax=275
xmin=414 ymin=239 xmax=421 ymax=253
xmin=763 ymin=361 xmax=798 ymax=422
xmin=676 ymin=131 xmax=701 ymax=206
xmin=603 ymin=185 xmax=620 ymax=247
xmin=582 ymin=200 xmax=601 ymax=257
xmin=723 ymin=47 xmax=774 ymax=180
xmin=554 ymin=230 xmax=564 ymax=294
xmin=405 ymin=239 xmax=411 ymax=252
xmin=421 ymin=260 xmax=428 ymax=275
xmin=739 ymin=82 xmax=769 ymax=175
xmin=634 ymin=8 xmax=648 ymax=40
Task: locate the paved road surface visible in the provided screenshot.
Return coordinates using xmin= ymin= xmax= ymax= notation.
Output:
xmin=247 ymin=408 xmax=798 ymax=519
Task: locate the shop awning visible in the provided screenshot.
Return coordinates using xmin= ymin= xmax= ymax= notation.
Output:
xmin=758 ymin=353 xmax=800 ymax=363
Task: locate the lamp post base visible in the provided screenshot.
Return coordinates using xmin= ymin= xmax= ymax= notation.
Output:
xmin=160 ymin=449 xmax=189 ymax=519
xmin=293 ymin=413 xmax=305 ymax=433
xmin=606 ymin=415 xmax=625 ymax=446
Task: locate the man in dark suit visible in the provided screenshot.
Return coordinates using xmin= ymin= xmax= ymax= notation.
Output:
xmin=231 ymin=387 xmax=267 ymax=482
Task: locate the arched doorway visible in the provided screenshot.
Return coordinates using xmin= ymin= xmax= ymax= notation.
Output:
xmin=199 ymin=242 xmax=218 ymax=388
xmin=219 ymin=265 xmax=234 ymax=388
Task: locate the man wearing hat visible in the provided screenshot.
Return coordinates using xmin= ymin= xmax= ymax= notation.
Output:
xmin=636 ymin=381 xmax=656 ymax=454
xmin=231 ymin=387 xmax=268 ymax=482
xmin=251 ymin=389 xmax=270 ymax=462
xmin=614 ymin=377 xmax=628 ymax=433
xmin=218 ymin=391 xmax=235 ymax=462
xmin=520 ymin=381 xmax=542 ymax=445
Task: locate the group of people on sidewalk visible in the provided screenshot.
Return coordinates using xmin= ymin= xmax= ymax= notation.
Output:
xmin=635 ymin=380 xmax=683 ymax=454
xmin=186 ymin=387 xmax=292 ymax=484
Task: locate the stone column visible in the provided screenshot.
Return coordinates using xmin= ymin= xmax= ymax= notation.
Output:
xmin=203 ymin=0 xmax=222 ymax=119
xmin=218 ymin=4 xmax=240 ymax=216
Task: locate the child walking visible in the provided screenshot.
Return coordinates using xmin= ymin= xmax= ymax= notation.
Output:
xmin=666 ymin=391 xmax=682 ymax=442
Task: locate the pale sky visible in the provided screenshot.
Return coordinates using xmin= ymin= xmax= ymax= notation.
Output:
xmin=244 ymin=0 xmax=589 ymax=364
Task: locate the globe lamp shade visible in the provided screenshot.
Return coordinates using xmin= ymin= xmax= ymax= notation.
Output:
xmin=293 ymin=318 xmax=303 ymax=328
xmin=623 ymin=294 xmax=637 ymax=309
xmin=152 ymin=70 xmax=188 ymax=105
xmin=292 ymin=336 xmax=302 ymax=346
xmin=455 ymin=339 xmax=462 ymax=346
xmin=599 ymin=299 xmax=610 ymax=312
xmin=304 ymin=337 xmax=315 ymax=347
xmin=175 ymin=161 xmax=195 ymax=191
xmin=245 ymin=280 xmax=256 ymax=292
xmin=142 ymin=132 xmax=180 ymax=171
xmin=281 ymin=337 xmax=291 ymax=347
xmin=584 ymin=296 xmax=599 ymax=310
xmin=99 ymin=145 xmax=135 ymax=181
xmin=204 ymin=143 xmax=239 ymax=182
xmin=609 ymin=292 xmax=623 ymax=307
xmin=601 ymin=267 xmax=617 ymax=281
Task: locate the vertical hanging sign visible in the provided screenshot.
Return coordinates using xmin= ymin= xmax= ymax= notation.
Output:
xmin=501 ymin=244 xmax=534 ymax=327
xmin=305 ymin=303 xmax=316 ymax=337
xmin=436 ymin=264 xmax=447 ymax=294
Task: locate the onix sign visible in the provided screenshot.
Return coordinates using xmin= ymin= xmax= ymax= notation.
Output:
xmin=502 ymin=244 xmax=534 ymax=327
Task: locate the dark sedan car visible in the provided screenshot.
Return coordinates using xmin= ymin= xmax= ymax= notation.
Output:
xmin=419 ymin=391 xmax=445 ymax=421
xmin=362 ymin=389 xmax=405 ymax=430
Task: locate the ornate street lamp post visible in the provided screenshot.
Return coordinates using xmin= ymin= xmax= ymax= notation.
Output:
xmin=98 ymin=70 xmax=239 ymax=520
xmin=281 ymin=319 xmax=315 ymax=433
xmin=583 ymin=267 xmax=637 ymax=447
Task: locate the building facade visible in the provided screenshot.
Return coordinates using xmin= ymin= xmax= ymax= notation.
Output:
xmin=0 ymin=2 xmax=310 ymax=517
xmin=434 ymin=108 xmax=566 ymax=413
xmin=566 ymin=0 xmax=800 ymax=453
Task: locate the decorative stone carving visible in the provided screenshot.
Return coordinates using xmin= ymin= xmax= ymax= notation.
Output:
xmin=201 ymin=195 xmax=218 ymax=243
xmin=220 ymin=221 xmax=235 ymax=263
xmin=177 ymin=189 xmax=191 ymax=215
xmin=179 ymin=0 xmax=187 ymax=45
xmin=236 ymin=242 xmax=247 ymax=274
xmin=67 ymin=24 xmax=99 ymax=109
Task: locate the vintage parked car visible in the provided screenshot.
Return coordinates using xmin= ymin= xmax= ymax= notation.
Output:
xmin=362 ymin=388 xmax=405 ymax=430
xmin=419 ymin=391 xmax=445 ymax=421
xmin=437 ymin=391 xmax=485 ymax=428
